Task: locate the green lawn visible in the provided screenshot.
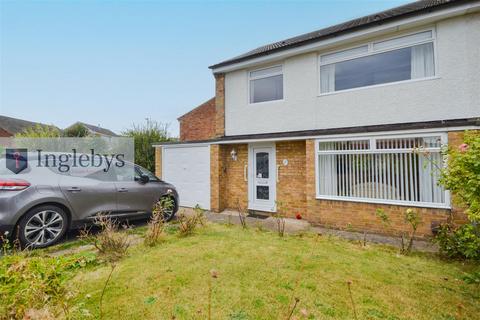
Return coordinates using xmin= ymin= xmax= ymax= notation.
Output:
xmin=70 ymin=223 xmax=480 ymax=320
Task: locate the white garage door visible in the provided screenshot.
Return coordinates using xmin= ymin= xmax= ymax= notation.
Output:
xmin=162 ymin=145 xmax=210 ymax=210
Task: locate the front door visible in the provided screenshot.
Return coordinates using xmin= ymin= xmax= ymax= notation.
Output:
xmin=248 ymin=143 xmax=276 ymax=212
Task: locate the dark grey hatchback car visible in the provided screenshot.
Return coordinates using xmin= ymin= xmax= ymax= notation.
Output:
xmin=0 ymin=155 xmax=179 ymax=248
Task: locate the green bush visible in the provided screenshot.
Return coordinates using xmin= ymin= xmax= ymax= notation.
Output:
xmin=0 ymin=252 xmax=97 ymax=319
xmin=434 ymin=130 xmax=480 ymax=260
xmin=122 ymin=119 xmax=172 ymax=173
xmin=434 ymin=223 xmax=480 ymax=260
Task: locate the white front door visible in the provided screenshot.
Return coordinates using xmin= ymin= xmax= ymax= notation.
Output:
xmin=248 ymin=143 xmax=276 ymax=212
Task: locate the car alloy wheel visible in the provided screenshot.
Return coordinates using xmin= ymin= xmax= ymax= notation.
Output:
xmin=24 ymin=210 xmax=65 ymax=247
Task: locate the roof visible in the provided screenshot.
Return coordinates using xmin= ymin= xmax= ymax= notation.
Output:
xmin=209 ymin=0 xmax=473 ymax=70
xmin=67 ymin=122 xmax=118 ymax=136
xmin=0 ymin=115 xmax=60 ymax=135
xmin=153 ymin=118 xmax=480 ymax=145
xmin=177 ymin=97 xmax=215 ymax=121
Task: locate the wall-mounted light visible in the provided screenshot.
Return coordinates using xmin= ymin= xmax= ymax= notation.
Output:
xmin=230 ymin=148 xmax=237 ymax=161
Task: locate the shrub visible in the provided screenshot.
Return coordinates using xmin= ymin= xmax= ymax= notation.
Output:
xmin=14 ymin=124 xmax=61 ymax=138
xmin=434 ymin=131 xmax=480 ymax=260
xmin=178 ymin=207 xmax=205 ymax=237
xmin=434 ymin=223 xmax=480 ymax=260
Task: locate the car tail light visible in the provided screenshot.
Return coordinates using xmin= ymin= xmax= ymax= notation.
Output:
xmin=0 ymin=179 xmax=31 ymax=191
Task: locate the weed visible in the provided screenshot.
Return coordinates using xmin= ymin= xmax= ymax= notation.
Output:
xmin=346 ymin=280 xmax=358 ymax=320
xmin=178 ymin=207 xmax=205 ymax=237
xmin=81 ymin=214 xmax=130 ymax=319
xmin=145 ymin=198 xmax=173 ymax=246
xmin=235 ymin=200 xmax=248 ymax=229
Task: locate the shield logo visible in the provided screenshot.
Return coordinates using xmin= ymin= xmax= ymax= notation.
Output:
xmin=6 ymin=148 xmax=28 ymax=174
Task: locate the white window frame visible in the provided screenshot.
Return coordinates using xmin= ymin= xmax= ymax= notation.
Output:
xmin=314 ymin=132 xmax=451 ymax=209
xmin=248 ymin=64 xmax=284 ymax=105
xmin=318 ymin=28 xmax=438 ymax=95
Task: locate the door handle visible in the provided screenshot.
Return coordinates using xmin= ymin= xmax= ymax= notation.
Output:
xmin=67 ymin=187 xmax=81 ymax=192
xmin=118 ymin=187 xmax=128 ymax=192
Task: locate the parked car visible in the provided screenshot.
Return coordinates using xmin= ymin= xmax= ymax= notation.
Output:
xmin=0 ymin=153 xmax=179 ymax=248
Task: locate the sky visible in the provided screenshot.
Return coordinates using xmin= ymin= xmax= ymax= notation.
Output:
xmin=0 ymin=0 xmax=411 ymax=137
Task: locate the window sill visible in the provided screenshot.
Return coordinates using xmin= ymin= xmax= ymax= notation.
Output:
xmin=315 ymin=194 xmax=451 ymax=210
xmin=317 ymin=76 xmax=440 ymax=97
xmin=248 ymin=98 xmax=284 ymax=106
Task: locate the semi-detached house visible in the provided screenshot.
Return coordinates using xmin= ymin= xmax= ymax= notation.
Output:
xmin=154 ymin=0 xmax=480 ymax=238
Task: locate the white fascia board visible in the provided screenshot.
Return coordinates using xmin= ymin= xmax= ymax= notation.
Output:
xmin=211 ymin=2 xmax=480 ymax=74
xmin=212 ymin=126 xmax=480 ymax=144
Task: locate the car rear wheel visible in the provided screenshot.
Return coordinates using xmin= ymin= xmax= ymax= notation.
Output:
xmin=17 ymin=205 xmax=68 ymax=249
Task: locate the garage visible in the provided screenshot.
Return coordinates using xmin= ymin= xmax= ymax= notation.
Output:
xmin=161 ymin=145 xmax=211 ymax=210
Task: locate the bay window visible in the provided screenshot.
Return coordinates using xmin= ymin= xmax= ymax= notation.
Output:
xmin=320 ymin=30 xmax=435 ymax=93
xmin=316 ymin=134 xmax=448 ymax=207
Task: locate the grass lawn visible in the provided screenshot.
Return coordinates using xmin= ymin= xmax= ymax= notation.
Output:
xmin=70 ymin=223 xmax=480 ymax=320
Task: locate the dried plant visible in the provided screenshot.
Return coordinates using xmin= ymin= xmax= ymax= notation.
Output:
xmin=346 ymin=280 xmax=358 ymax=320
xmin=285 ymin=297 xmax=300 ymax=320
xmin=207 ymin=269 xmax=218 ymax=320
xmin=235 ymin=200 xmax=248 ymax=229
xmin=81 ymin=214 xmax=130 ymax=319
xmin=144 ymin=198 xmax=173 ymax=246
xmin=273 ymin=202 xmax=287 ymax=237
xmin=178 ymin=207 xmax=205 ymax=237
xmin=193 ymin=204 xmax=207 ymax=226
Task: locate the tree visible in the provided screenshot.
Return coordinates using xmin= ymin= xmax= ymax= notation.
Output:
xmin=15 ymin=124 xmax=61 ymax=138
xmin=122 ymin=119 xmax=172 ymax=173
xmin=64 ymin=123 xmax=90 ymax=137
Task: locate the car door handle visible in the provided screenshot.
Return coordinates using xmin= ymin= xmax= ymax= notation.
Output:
xmin=118 ymin=187 xmax=128 ymax=192
xmin=67 ymin=187 xmax=81 ymax=192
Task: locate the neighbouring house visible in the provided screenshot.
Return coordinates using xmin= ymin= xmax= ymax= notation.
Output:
xmin=178 ymin=98 xmax=216 ymax=141
xmin=65 ymin=122 xmax=118 ymax=137
xmin=0 ymin=115 xmax=60 ymax=137
xmin=154 ymin=0 xmax=480 ymax=238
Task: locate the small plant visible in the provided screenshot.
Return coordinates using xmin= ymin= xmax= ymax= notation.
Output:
xmin=375 ymin=208 xmax=391 ymax=228
xmin=1 ymin=231 xmax=21 ymax=256
xmin=374 ymin=208 xmax=421 ymax=255
xmin=235 ymin=200 xmax=248 ymax=229
xmin=273 ymin=201 xmax=287 ymax=237
xmin=400 ymin=208 xmax=422 ymax=254
xmin=144 ymin=198 xmax=173 ymax=247
xmin=178 ymin=207 xmax=205 ymax=237
xmin=193 ymin=204 xmax=207 ymax=226
xmin=81 ymin=215 xmax=130 ymax=319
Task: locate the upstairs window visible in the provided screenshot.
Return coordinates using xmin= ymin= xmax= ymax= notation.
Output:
xmin=320 ymin=31 xmax=435 ymax=93
xmin=249 ymin=65 xmax=283 ymax=103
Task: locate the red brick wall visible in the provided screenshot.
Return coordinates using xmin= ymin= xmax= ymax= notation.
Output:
xmin=0 ymin=128 xmax=12 ymax=137
xmin=178 ymin=98 xmax=216 ymax=141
